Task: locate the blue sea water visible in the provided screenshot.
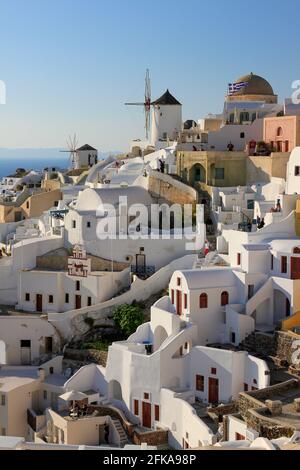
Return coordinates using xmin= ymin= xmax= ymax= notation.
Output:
xmin=0 ymin=148 xmax=115 ymax=178
xmin=0 ymin=148 xmax=68 ymax=178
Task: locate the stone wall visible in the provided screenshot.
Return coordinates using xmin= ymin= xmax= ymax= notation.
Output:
xmin=207 ymin=403 xmax=238 ymax=423
xmin=64 ymin=347 xmax=108 ymax=367
xmin=148 ymin=169 xmax=198 ymax=206
xmin=275 ymin=330 xmax=300 ymax=365
xmin=237 ymin=380 xmax=300 ymax=438
xmin=132 ymin=428 xmax=169 ymax=446
xmin=242 ymin=330 xmax=300 ymax=366
xmin=246 ymin=408 xmax=295 ymax=439
xmin=36 ymin=249 xmax=129 ymax=272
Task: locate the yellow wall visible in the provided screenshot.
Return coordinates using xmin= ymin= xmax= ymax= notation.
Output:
xmin=21 ymin=189 xmax=62 ymax=219
xmin=42 ymin=179 xmax=62 ymax=191
xmin=177 ymin=151 xmax=247 ymax=188
xmin=282 ymin=311 xmax=300 ymax=332
xmin=247 ymin=153 xmax=289 ymax=184
xmin=0 ymin=189 xmax=62 ymax=223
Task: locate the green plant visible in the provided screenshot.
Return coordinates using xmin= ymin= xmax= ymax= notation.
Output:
xmin=79 ymin=340 xmax=110 ymax=351
xmin=113 ymin=304 xmax=144 ymax=336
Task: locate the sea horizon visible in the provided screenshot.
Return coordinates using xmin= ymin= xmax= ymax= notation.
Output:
xmin=0 ymin=148 xmax=120 ymax=177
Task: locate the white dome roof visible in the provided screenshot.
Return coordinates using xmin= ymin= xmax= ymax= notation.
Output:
xmin=177 ymin=268 xmax=237 ymax=290
xmin=75 ymin=186 xmax=153 ymax=212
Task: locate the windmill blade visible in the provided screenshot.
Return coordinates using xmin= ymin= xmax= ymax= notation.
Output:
xmin=125 ymin=102 xmax=145 ymax=106
xmin=145 ymin=69 xmax=151 ymax=104
xmin=144 ymin=69 xmax=151 ymax=138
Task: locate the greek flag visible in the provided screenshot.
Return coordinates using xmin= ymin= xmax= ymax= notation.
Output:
xmin=228 ymin=81 xmax=248 ymax=95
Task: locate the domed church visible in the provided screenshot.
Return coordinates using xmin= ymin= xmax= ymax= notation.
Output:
xmin=226 ymin=72 xmax=278 ymax=104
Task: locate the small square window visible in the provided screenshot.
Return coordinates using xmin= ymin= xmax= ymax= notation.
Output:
xmin=144 ymin=392 xmax=149 ymax=400
xmin=87 ymin=221 xmax=91 ymax=228
xmin=211 ymin=367 xmax=217 ymax=375
xmin=87 ymin=297 xmax=92 ymax=307
xmin=240 ymin=132 xmax=245 ymax=139
xmin=25 ymin=293 xmax=30 ymax=302
xmin=48 ymin=295 xmax=54 ymax=304
xmin=295 ymin=166 xmax=300 ymax=176
xmin=253 ymin=378 xmax=257 ymax=385
xmin=54 ymin=201 xmax=59 ymax=207
xmin=215 ymin=168 xmax=225 ymax=180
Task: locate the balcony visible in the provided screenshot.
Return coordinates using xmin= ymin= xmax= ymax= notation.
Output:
xmin=27 ymin=409 xmax=46 ymax=433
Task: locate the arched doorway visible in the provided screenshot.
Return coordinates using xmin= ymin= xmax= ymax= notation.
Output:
xmin=189 ymin=163 xmax=206 ymax=185
xmin=109 ymin=380 xmax=123 ymax=401
xmin=274 ymin=290 xmax=291 ymax=323
xmin=153 ymin=326 xmax=168 ymax=352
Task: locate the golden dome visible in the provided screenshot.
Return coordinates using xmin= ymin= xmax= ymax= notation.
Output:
xmin=230 ymin=73 xmax=275 ymax=96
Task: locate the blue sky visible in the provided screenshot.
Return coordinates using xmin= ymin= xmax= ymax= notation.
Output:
xmin=0 ymin=0 xmax=299 ymax=151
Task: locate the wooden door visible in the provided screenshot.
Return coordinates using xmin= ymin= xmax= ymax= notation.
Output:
xmin=142 ymin=401 xmax=151 ymax=428
xmin=291 ymin=257 xmax=300 ymax=280
xmin=36 ymin=294 xmax=43 ymax=312
xmin=45 ymin=336 xmax=53 ymax=353
xmin=176 ymin=290 xmax=182 ymax=315
xmin=75 ymin=295 xmax=82 ymax=309
xmin=208 ymin=377 xmax=219 ymax=404
xmin=21 ymin=347 xmax=31 ymax=365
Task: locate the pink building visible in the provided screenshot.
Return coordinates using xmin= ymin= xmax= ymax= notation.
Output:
xmin=264 ymin=115 xmax=300 ymax=153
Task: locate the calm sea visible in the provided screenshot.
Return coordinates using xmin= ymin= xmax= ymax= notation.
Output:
xmin=0 ymin=148 xmax=68 ymax=178
xmin=0 ymin=148 xmax=112 ymax=178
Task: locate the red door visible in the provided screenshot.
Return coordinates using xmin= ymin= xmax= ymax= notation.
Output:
xmin=75 ymin=295 xmax=82 ymax=309
xmin=142 ymin=402 xmax=151 ymax=428
xmin=176 ymin=290 xmax=182 ymax=315
xmin=291 ymin=257 xmax=300 ymax=280
xmin=208 ymin=378 xmax=219 ymax=404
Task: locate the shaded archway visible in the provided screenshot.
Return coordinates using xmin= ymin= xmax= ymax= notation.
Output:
xmin=153 ymin=326 xmax=168 ymax=352
xmin=189 ymin=163 xmax=206 ymax=185
xmin=274 ymin=290 xmax=291 ymax=323
xmin=109 ymin=380 xmax=123 ymax=401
